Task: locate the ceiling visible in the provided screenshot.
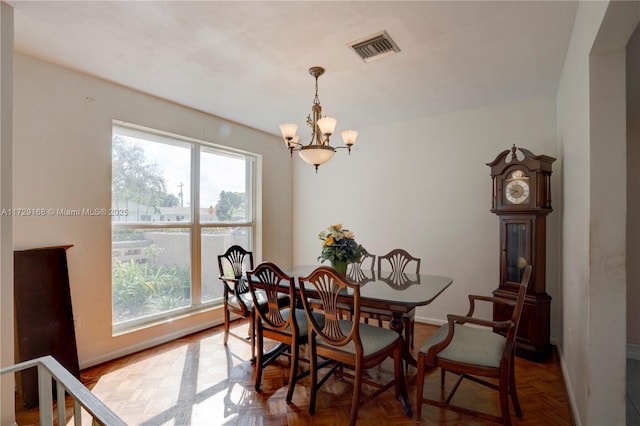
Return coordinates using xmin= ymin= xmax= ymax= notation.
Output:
xmin=7 ymin=1 xmax=579 ymax=137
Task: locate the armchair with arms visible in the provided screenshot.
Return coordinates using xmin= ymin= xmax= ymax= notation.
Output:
xmin=416 ymin=264 xmax=532 ymax=425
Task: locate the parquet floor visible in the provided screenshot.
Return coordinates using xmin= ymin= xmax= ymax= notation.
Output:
xmin=15 ymin=320 xmax=574 ymax=425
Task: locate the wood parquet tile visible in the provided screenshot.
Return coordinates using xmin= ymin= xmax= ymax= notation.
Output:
xmin=14 ymin=320 xmax=574 ymax=425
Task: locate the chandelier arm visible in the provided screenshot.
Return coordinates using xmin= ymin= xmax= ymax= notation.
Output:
xmin=333 ymin=145 xmax=353 ymax=154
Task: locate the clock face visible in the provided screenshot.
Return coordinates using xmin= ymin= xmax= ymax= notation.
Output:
xmin=505 ymin=173 xmax=530 ymax=205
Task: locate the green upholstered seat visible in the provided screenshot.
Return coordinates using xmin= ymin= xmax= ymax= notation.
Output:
xmin=420 ymin=323 xmax=506 ymax=368
xmin=315 ymin=320 xmax=401 ymax=356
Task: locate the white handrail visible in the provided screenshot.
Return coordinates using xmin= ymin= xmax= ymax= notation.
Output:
xmin=1 ymin=355 xmax=126 ymax=426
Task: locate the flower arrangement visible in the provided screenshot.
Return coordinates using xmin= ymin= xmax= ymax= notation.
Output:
xmin=318 ymin=224 xmax=366 ymax=267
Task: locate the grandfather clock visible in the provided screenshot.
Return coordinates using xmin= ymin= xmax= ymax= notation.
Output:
xmin=487 ymin=145 xmax=555 ymax=362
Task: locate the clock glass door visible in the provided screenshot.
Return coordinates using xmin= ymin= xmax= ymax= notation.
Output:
xmin=506 ymin=222 xmax=529 ymax=283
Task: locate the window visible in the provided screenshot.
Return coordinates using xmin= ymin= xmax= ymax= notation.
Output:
xmin=111 ymin=122 xmax=257 ymax=333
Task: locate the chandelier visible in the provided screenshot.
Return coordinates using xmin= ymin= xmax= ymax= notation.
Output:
xmin=279 ymin=66 xmax=358 ymax=172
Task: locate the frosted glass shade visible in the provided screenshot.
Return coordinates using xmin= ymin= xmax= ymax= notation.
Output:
xmin=298 ymin=145 xmax=335 ymax=166
xmin=279 ymin=123 xmax=298 ymax=140
xmin=341 ymin=130 xmax=358 ymax=146
xmin=317 ymin=116 xmax=337 ymax=135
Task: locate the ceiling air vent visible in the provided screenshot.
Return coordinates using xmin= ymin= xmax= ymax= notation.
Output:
xmin=348 ymin=30 xmax=400 ymax=63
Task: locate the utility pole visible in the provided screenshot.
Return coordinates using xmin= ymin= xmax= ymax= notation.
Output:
xmin=178 ymin=182 xmax=184 ymax=207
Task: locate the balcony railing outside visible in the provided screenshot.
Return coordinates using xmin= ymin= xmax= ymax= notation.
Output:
xmin=1 ymin=355 xmax=125 ymax=426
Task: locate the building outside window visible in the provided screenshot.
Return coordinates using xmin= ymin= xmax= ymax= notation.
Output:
xmin=111 ymin=122 xmax=256 ymax=333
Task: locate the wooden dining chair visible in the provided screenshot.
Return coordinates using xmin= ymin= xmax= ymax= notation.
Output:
xmin=347 ymin=251 xmax=377 ymax=323
xmin=298 ymin=266 xmax=407 ymax=426
xmin=246 ymin=262 xmax=324 ymax=401
xmin=347 ymin=251 xmax=380 ymax=325
xmin=364 ymin=248 xmax=421 ymax=347
xmin=346 ymin=250 xmax=375 ymax=282
xmin=416 ymin=265 xmax=532 ymax=425
xmin=217 ymin=245 xmax=257 ymax=359
xmin=378 ymin=248 xmax=421 ymax=276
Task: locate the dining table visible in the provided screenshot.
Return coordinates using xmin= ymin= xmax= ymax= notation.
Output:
xmin=285 ymin=265 xmax=454 ymax=368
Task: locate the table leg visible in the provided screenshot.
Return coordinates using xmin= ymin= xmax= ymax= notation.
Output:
xmin=390 ymin=316 xmax=413 ymax=418
xmin=389 ymin=312 xmax=418 ymax=368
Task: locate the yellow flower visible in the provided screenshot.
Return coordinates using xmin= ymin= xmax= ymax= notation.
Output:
xmin=330 ymin=223 xmax=342 ymax=231
xmin=325 ymin=235 xmax=334 ymax=246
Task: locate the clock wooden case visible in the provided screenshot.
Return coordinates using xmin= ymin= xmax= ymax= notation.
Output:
xmin=487 ymin=145 xmax=555 ymax=362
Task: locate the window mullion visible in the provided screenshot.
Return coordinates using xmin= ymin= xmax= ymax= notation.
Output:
xmin=192 ymin=145 xmax=202 ymax=305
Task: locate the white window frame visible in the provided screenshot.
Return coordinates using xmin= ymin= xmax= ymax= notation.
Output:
xmin=111 ymin=121 xmax=259 ymax=334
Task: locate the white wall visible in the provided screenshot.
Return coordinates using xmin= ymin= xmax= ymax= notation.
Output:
xmin=627 ymin=25 xmax=640 ymax=347
xmin=557 ymin=1 xmax=638 ymax=425
xmin=10 ymin=53 xmax=293 ymax=368
xmin=293 ymin=94 xmax=560 ymax=335
xmin=629 ymin=110 xmax=640 ymax=346
xmin=0 ymin=4 xmax=13 ymax=425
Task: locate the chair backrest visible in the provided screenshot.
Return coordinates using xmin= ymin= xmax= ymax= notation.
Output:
xmin=217 ymin=245 xmax=254 ymax=278
xmin=378 ymin=248 xmax=421 ymax=274
xmin=217 ymin=245 xmax=254 ymax=292
xmin=378 ymin=270 xmax=420 ymax=289
xmin=504 ymin=264 xmax=532 ymax=356
xmin=298 ymin=266 xmax=362 ymax=350
xmin=346 ymin=251 xmax=376 ymax=282
xmin=246 ymin=262 xmax=296 ymax=333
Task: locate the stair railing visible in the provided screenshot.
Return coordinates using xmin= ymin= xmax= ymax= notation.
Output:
xmin=1 ymin=355 xmax=125 ymax=426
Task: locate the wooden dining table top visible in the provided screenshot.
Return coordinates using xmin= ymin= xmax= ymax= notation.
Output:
xmin=220 ymin=264 xmax=453 ymax=314
xmin=283 ymin=265 xmax=453 ymax=314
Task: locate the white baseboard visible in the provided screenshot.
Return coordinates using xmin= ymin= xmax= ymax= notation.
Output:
xmin=628 ymin=343 xmax=640 ymax=360
xmin=79 ymin=319 xmax=224 ymax=369
xmin=557 ymin=345 xmax=582 ymax=426
xmin=414 ymin=315 xmax=446 ymax=327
